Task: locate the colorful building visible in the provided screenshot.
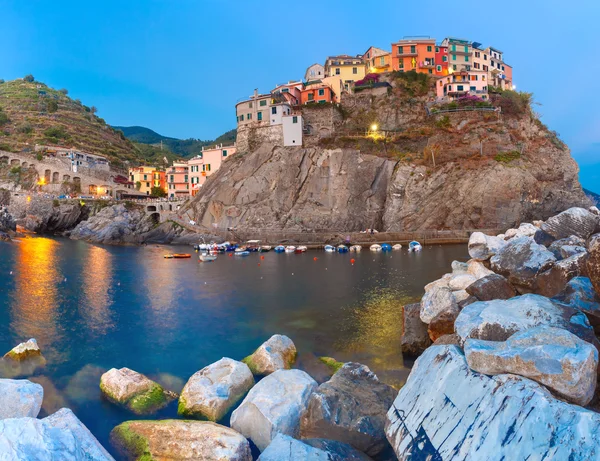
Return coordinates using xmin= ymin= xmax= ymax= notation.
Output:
xmin=324 ymin=55 xmax=366 ymax=91
xmin=235 ymin=90 xmax=273 ymax=127
xmin=391 ymin=37 xmax=436 ymax=74
xmin=435 ymin=44 xmax=449 ymax=75
xmin=436 ymin=71 xmax=489 ymax=101
xmin=363 ymin=46 xmax=391 ymax=73
xmin=129 ymin=166 xmax=157 ymax=195
xmin=472 ymin=44 xmax=513 ymax=89
xmin=300 ymin=81 xmax=335 ymax=105
xmin=188 ymin=144 xmax=237 ymax=196
xmin=272 ymin=81 xmax=303 ymax=106
xmin=441 ymin=37 xmax=473 ymax=73
xmin=152 ymin=170 xmax=166 ymax=193
xmin=166 ymin=161 xmax=189 ymax=198
xmin=304 ymin=63 xmax=325 ymax=81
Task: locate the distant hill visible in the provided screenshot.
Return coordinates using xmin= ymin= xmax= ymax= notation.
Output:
xmin=113 ymin=126 xmax=236 ymax=158
xmin=584 ymin=188 xmax=600 ymax=206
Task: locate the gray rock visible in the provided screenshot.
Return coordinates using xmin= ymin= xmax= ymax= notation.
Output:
xmin=504 ymin=222 xmax=538 ymax=240
xmin=0 ymin=408 xmax=114 ymax=460
xmin=587 ymin=234 xmax=600 ymax=296
xmin=385 ymin=345 xmax=600 ymax=460
xmin=401 ymin=303 xmax=431 ymax=357
xmin=548 ymin=235 xmax=587 ymax=259
xmin=242 ymin=334 xmax=297 ymax=375
xmin=467 ymin=259 xmax=494 ymax=279
xmin=468 ymin=232 xmax=506 ymax=260
xmin=420 ymin=285 xmax=458 ymax=324
xmin=454 ymin=294 xmax=596 ymax=347
xmin=0 ymin=205 xmax=16 ymax=233
xmin=451 ymin=260 xmax=468 ymax=274
xmin=300 ymin=363 xmax=396 ymax=457
xmin=554 ymin=277 xmax=600 ymax=335
xmin=259 ymin=434 xmax=330 ymax=461
xmin=100 ymin=367 xmax=177 ymax=415
xmin=231 ymin=369 xmax=317 ymax=451
xmin=178 ymin=357 xmax=254 ymax=422
xmin=0 ymin=338 xmax=47 ymax=377
xmin=535 ymin=252 xmax=588 ymax=297
xmin=0 ymin=379 xmax=43 ymax=419
xmin=3 ymin=338 xmax=45 ymax=362
xmin=533 ymin=228 xmax=556 ymax=246
xmin=304 ymin=439 xmax=374 ymax=461
xmin=465 ymin=326 xmax=598 ymax=405
xmin=490 ymin=236 xmax=556 ymax=291
xmin=541 ymin=207 xmax=599 ymax=240
xmin=433 ymin=333 xmax=460 ymax=346
xmin=466 ymin=274 xmax=516 ymax=301
xmin=111 ymin=420 xmax=251 ymax=461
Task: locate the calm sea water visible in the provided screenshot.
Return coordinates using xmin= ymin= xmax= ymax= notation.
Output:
xmin=0 ymin=237 xmax=467 ymax=454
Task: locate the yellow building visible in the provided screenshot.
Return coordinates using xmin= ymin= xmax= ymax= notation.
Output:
xmin=324 ymin=55 xmax=366 ymax=91
xmin=129 ymin=166 xmax=158 ymax=196
xmin=363 ymin=46 xmax=391 ymax=74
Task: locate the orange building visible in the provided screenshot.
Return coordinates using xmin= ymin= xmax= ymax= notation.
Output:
xmin=363 ymin=46 xmax=391 ymax=73
xmin=152 ymin=170 xmax=166 ymax=193
xmin=391 ymin=37 xmax=436 ymax=74
xmin=300 ymin=82 xmax=335 ymax=104
xmin=166 ymin=161 xmax=189 ymax=199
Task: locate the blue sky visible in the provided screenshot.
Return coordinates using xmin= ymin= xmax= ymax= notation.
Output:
xmin=1 ymin=0 xmax=599 ymax=190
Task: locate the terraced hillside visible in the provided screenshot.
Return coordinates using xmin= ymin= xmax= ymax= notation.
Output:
xmin=0 ymin=78 xmax=139 ymax=169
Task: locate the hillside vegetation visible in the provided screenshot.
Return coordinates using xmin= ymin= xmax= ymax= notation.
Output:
xmin=114 ymin=125 xmax=236 ymax=158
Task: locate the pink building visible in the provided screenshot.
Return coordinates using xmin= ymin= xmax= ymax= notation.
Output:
xmin=166 ymin=161 xmax=189 ymax=198
xmin=271 ymin=81 xmax=303 ymax=106
xmin=436 ymin=71 xmax=489 ymax=101
xmin=189 ymin=144 xmax=237 ymax=196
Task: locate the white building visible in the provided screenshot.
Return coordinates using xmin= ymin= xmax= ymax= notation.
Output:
xmin=282 ymin=114 xmax=303 ymax=147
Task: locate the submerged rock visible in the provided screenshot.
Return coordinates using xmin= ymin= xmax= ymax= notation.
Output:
xmin=300 ymin=363 xmax=396 ymax=457
xmin=401 ymin=303 xmax=431 ymax=357
xmin=64 ymin=364 xmax=107 ymax=405
xmin=385 ymin=345 xmax=600 ymax=460
xmin=242 ymin=334 xmax=297 ymax=375
xmin=466 ymin=274 xmax=516 ymax=301
xmin=231 ymin=369 xmax=317 ymax=451
xmin=454 ymin=294 xmax=596 ymax=347
xmin=0 ymin=408 xmax=114 ymax=460
xmin=467 ymin=232 xmax=506 ymax=261
xmin=178 ymin=357 xmax=254 ymax=422
xmin=465 ymin=326 xmax=598 ymax=405
xmin=0 ymin=379 xmax=43 ymax=419
xmin=541 ymin=207 xmax=599 ymax=240
xmin=490 ymin=237 xmax=556 ymax=291
xmin=110 ymin=420 xmax=251 ymax=461
xmin=100 ymin=367 xmax=177 ymax=415
xmin=3 ymin=338 xmax=45 ymax=363
xmin=295 ymin=353 xmax=336 ymax=384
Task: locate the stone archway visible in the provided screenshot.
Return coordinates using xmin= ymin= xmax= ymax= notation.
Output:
xmin=44 ymin=169 xmax=51 ymax=183
xmin=52 ymin=172 xmax=59 ymax=183
xmin=147 ymin=205 xmax=157 ymax=212
xmin=0 ymin=156 xmax=8 ymax=164
xmin=10 ymin=159 xmax=20 ymax=166
xmin=148 ymin=212 xmax=161 ymax=225
xmin=63 ymin=174 xmax=71 ymax=182
xmin=21 ymin=162 xmax=28 ymax=168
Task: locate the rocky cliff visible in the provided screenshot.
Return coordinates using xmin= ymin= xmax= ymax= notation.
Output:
xmin=186 ymin=80 xmax=589 ymax=233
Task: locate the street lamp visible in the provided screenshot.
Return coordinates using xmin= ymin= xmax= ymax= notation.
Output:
xmin=371 ymin=124 xmax=378 ymax=132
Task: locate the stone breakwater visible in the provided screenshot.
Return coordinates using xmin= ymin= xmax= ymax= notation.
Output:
xmin=4 ymin=205 xmax=600 ymax=460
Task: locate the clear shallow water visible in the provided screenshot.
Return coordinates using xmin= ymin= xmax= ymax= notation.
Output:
xmin=0 ymin=237 xmax=467 ymax=453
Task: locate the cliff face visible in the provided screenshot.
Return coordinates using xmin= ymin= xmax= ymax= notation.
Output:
xmin=185 ymin=112 xmax=588 ymax=232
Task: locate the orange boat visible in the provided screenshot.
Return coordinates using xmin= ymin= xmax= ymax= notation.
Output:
xmin=164 ymin=254 xmax=191 ymax=259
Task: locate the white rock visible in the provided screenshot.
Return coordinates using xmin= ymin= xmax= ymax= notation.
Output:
xmin=231 ymin=369 xmax=317 ymax=451
xmin=420 ymin=285 xmax=458 ymax=324
xmin=590 ymin=206 xmax=600 ymax=216
xmin=424 ymin=277 xmax=449 ymax=291
xmin=451 ymin=261 xmax=468 ymax=274
xmin=467 ymin=260 xmax=494 ymax=280
xmin=178 ymin=357 xmax=254 ymax=422
xmin=465 ymin=326 xmax=598 ymax=405
xmin=385 ymin=345 xmax=600 ymax=460
xmin=243 ymin=335 xmax=297 ymax=375
xmin=0 ymin=408 xmax=114 ymax=460
xmin=468 ymin=232 xmax=506 ymax=260
xmin=504 ymin=223 xmax=538 ymax=241
xmin=258 ymin=434 xmax=330 ymax=461
xmin=0 ymin=379 xmax=43 ymax=419
xmin=448 ymin=274 xmax=477 ymax=291
xmin=4 ymin=338 xmax=45 ymax=362
xmin=454 ymin=294 xmax=595 ymax=346
xmin=452 ymin=289 xmax=471 ymax=304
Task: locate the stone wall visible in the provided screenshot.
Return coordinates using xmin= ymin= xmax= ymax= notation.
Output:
xmin=236 ymin=125 xmax=284 ymax=153
xmin=301 ymin=106 xmax=343 ymax=145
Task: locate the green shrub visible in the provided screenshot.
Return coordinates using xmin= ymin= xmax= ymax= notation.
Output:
xmin=0 ymin=111 xmax=9 ymax=126
xmin=36 ymin=152 xmax=43 ymax=161
xmin=53 ymin=199 xmax=59 ymax=207
xmin=491 ymin=90 xmax=533 ymax=116
xmin=17 ymin=122 xmax=33 ymax=134
xmin=58 ymin=88 xmax=68 ymax=95
xmin=43 ymin=126 xmax=70 ymax=141
xmin=435 ymin=116 xmax=451 ymax=129
xmin=494 ymin=150 xmax=521 ymax=163
xmin=23 ymin=74 xmax=34 ymax=83
xmin=47 ymin=100 xmax=58 ymax=113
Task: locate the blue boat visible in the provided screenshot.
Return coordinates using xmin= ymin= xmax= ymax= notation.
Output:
xmin=337 ymin=245 xmax=349 ymax=253
xmin=381 ymin=243 xmax=392 ymax=252
xmin=408 ymin=241 xmax=423 ymax=252
xmin=324 ymin=245 xmax=336 ymax=252
xmin=274 ymin=245 xmax=285 ymax=253
xmin=235 ymin=249 xmax=250 ymax=256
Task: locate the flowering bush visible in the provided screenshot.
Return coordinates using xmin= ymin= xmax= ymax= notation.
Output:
xmin=355 ymin=73 xmax=380 ymax=86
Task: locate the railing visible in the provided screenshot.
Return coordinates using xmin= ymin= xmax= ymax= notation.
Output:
xmin=426 ymin=105 xmax=501 ymax=116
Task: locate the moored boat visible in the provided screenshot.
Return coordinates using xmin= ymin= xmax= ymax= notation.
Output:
xmin=370 ymin=244 xmax=382 ymax=252
xmin=234 ymin=249 xmax=250 ymax=256
xmin=295 ymin=246 xmax=307 ymax=254
xmin=164 ymin=253 xmax=191 ymax=259
xmin=260 ymin=245 xmax=272 ymax=252
xmin=199 ymin=253 xmax=217 ymax=262
xmin=349 ymin=245 xmax=362 ymax=252
xmin=246 ymin=240 xmax=262 ymax=252
xmin=337 ymin=245 xmax=348 ymax=253
xmin=285 ymin=246 xmax=296 ymax=253
xmin=324 ymin=245 xmax=336 ymax=252
xmin=392 ymin=244 xmax=403 ymax=250
xmin=274 ymin=245 xmax=285 ymax=253
xmin=381 ymin=243 xmax=392 ymax=252
xmin=408 ymin=241 xmax=423 ymax=252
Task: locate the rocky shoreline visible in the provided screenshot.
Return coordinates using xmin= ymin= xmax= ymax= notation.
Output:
xmin=2 ymin=206 xmax=600 ymax=460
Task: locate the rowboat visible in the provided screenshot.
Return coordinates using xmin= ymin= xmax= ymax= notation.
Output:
xmin=260 ymin=245 xmax=272 ymax=252
xmin=408 ymin=241 xmax=423 ymax=252
xmin=235 ymin=248 xmax=250 ymax=256
xmin=199 ymin=253 xmax=217 ymax=262
xmin=164 ymin=253 xmax=191 ymax=259
xmin=274 ymin=245 xmax=285 ymax=253
xmin=295 ymin=246 xmax=307 ymax=254
xmin=381 ymin=243 xmax=392 ymax=252
xmin=392 ymin=244 xmax=403 ymax=250
xmin=324 ymin=245 xmax=336 ymax=252
xmin=337 ymin=245 xmax=349 ymax=253
xmin=349 ymin=245 xmax=362 ymax=252
xmin=285 ymin=246 xmax=296 ymax=253
xmin=370 ymin=244 xmax=382 ymax=252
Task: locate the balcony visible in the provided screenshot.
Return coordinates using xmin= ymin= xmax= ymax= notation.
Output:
xmin=419 ymin=61 xmax=436 ymax=69
xmin=449 ymin=50 xmax=471 ymax=56
xmin=396 ymin=51 xmax=418 ymax=57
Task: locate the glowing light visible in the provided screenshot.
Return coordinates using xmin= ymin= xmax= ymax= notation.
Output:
xmin=512 ymin=84 xmax=517 ymax=90
xmin=37 ymin=178 xmax=46 ymax=186
xmin=27 ymin=196 xmax=31 ymax=203
xmin=370 ymin=124 xmax=378 ymax=131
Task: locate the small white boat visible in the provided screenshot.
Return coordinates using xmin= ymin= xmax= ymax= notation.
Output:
xmin=285 ymin=246 xmax=296 ymax=253
xmin=408 ymin=241 xmax=423 ymax=252
xmin=199 ymin=253 xmax=217 ymax=262
xmin=349 ymin=245 xmax=362 ymax=252
xmin=370 ymin=244 xmax=382 ymax=252
xmin=392 ymin=244 xmax=403 ymax=250
xmin=295 ymin=246 xmax=307 ymax=253
xmin=235 ymin=248 xmax=250 ymax=256
xmin=260 ymin=245 xmax=272 ymax=252
xmin=324 ymin=245 xmax=336 ymax=252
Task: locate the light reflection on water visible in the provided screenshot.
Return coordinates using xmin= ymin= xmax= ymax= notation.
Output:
xmin=0 ymin=236 xmax=468 ymax=452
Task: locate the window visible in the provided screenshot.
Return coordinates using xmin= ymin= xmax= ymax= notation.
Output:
xmin=271 ymin=107 xmax=277 ymax=115
xmin=146 ymin=182 xmax=150 ymax=187
xmin=470 ymin=75 xmax=477 ymax=81
xmin=170 ymin=175 xmax=174 ymax=182
xmin=437 ymin=65 xmax=442 ymax=72
xmin=308 ymin=93 xmax=314 ymax=101
xmin=439 ymin=80 xmax=443 ymax=86
xmin=399 ymin=61 xmax=404 ymax=69
xmin=239 ymin=114 xmax=244 ymax=121
xmin=482 ymin=76 xmax=486 ymax=81
xmin=435 ymin=47 xmax=439 ymax=53
xmin=428 ymin=69 xmax=432 ymax=74
xmin=318 ymin=89 xmax=325 ymax=96
xmin=352 ymin=67 xmax=357 ymax=74
xmin=249 ymin=102 xmax=252 ymax=108
xmin=202 ymin=165 xmax=205 ymax=172
xmin=448 ymin=85 xmax=452 ymax=91
xmin=282 ymin=88 xmax=289 ymax=92
xmin=470 ymin=86 xmax=476 ymax=91
xmin=292 ymin=116 xmax=298 ymax=124
xmin=223 ymin=150 xmax=227 ymax=157
xmin=259 ymin=100 xmax=267 ymax=106
xmin=380 ymin=56 xmax=385 ymax=65
xmin=464 ymin=46 xmax=468 ymax=53
xmin=410 ymin=45 xmax=416 ymax=54
xmin=452 ymin=44 xmax=456 ymax=51
xmin=442 ymin=56 xmax=447 ymax=62
xmin=398 ymin=46 xmax=403 ymax=54
xmin=207 ymin=164 xmax=211 ymax=172
xmin=502 ymin=65 xmax=505 ymax=71
xmin=453 ymin=65 xmax=457 ymax=71
xmin=483 ymin=65 xmax=489 ymax=71
xmin=452 ymin=54 xmax=456 ymax=60
xmin=427 ymin=45 xmax=432 ymax=52
xmin=475 ymin=51 xmax=480 ymax=58
xmin=257 ymin=112 xmax=262 ymax=121
xmin=465 ymin=56 xmax=469 ymax=62
xmin=335 ymin=68 xmax=340 ymax=75
xmin=457 ymin=85 xmax=464 ymax=91
xmin=484 ymin=54 xmax=487 ymax=60
xmin=184 ymin=175 xmax=188 ymax=182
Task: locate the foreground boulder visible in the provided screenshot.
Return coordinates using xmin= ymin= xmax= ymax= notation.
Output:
xmin=548 ymin=235 xmax=587 ymax=259
xmin=300 ymin=363 xmax=396 ymax=457
xmin=420 ymin=285 xmax=457 ymax=324
xmin=401 ymin=303 xmax=431 ymax=357
xmin=110 ymin=420 xmax=251 ymax=461
xmin=466 ymin=274 xmax=516 ymax=301
xmin=427 ymin=309 xmax=458 ymax=342
xmin=258 ymin=434 xmax=372 ymax=461
xmin=535 ymin=252 xmax=587 ymax=297
xmin=178 ymin=357 xmax=254 ymax=422
xmin=231 ymin=369 xmax=317 ymax=451
xmin=503 ymin=222 xmax=538 ymax=240
xmin=0 ymin=408 xmax=114 ymax=460
xmin=541 ymin=207 xmax=599 ymax=240
xmin=554 ymin=277 xmax=600 ymax=334
xmin=454 ymin=294 xmax=596 ymax=347
xmin=465 ymin=326 xmax=598 ymax=405
xmin=242 ymin=334 xmax=297 ymax=375
xmin=467 ymin=232 xmax=506 ymax=260
xmin=385 ymin=345 xmax=600 ymax=460
xmin=0 ymin=379 xmax=43 ymax=419
xmin=100 ymin=367 xmax=177 ymax=415
xmin=490 ymin=237 xmax=556 ymax=292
